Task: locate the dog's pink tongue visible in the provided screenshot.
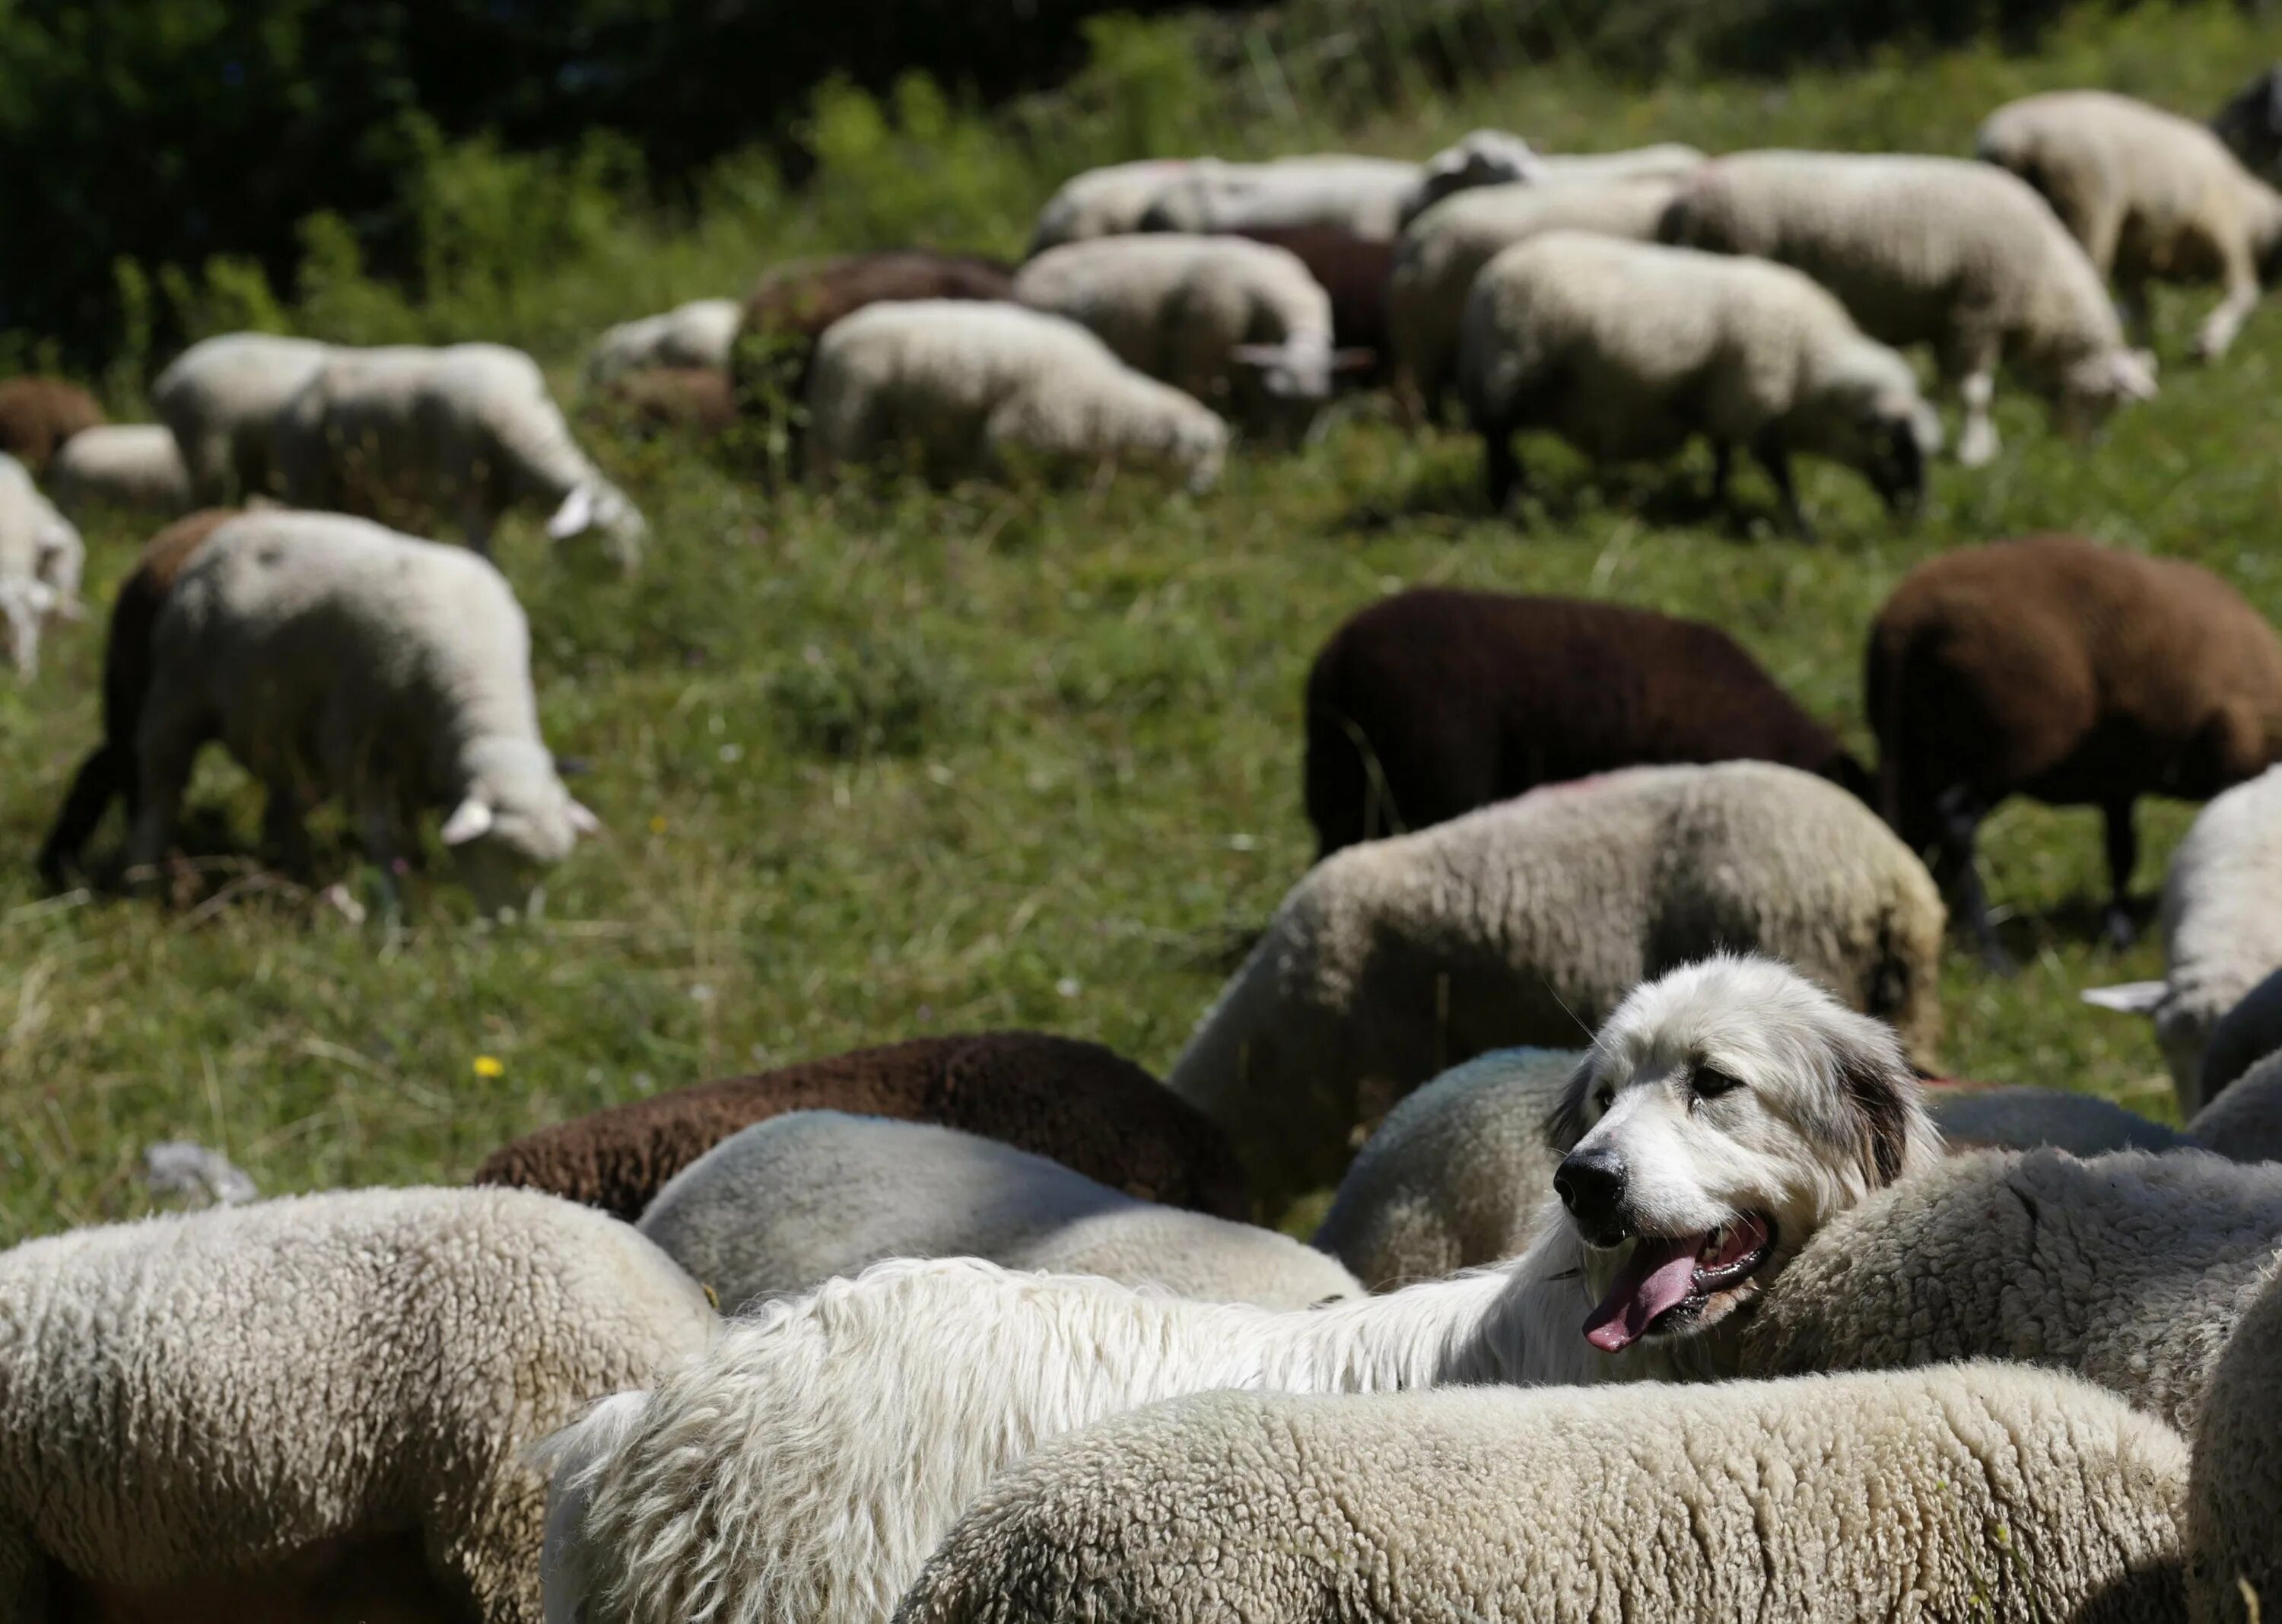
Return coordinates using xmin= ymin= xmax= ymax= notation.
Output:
xmin=1582 ymin=1235 xmax=1702 ymax=1353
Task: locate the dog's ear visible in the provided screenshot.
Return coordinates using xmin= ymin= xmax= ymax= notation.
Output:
xmin=1543 ymin=1054 xmax=1596 ymax=1153
xmin=1829 ymin=1012 xmax=1923 ymax=1187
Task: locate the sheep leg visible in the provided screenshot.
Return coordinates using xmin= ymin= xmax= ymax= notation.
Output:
xmin=2101 ymin=799 xmax=2139 ymax=949
xmin=1708 ymin=442 xmax=1733 ymax=507
xmin=1480 ymin=421 xmax=1524 ymax=514
xmin=1934 ymin=785 xmax=2012 ymax=974
xmin=36 ymin=744 xmax=126 ymax=889
xmin=123 ymin=728 xmax=200 ymax=895
xmin=1752 ymin=437 xmax=1814 ymax=542
xmin=1953 ymin=370 xmax=2001 ymax=469
xmin=262 ymin=783 xmax=316 ymax=880
xmin=2195 ymin=261 xmax=2260 ymax=361
xmin=2115 ymin=272 xmax=2155 ymax=348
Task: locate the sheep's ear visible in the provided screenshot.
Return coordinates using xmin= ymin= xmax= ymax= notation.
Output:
xmin=1229 ymin=344 xmax=1291 ymax=369
xmin=1543 ymin=1055 xmax=1595 ymax=1152
xmin=440 ymin=796 xmax=496 ymax=846
xmin=546 ymin=485 xmax=596 ymax=540
xmin=1828 ymin=1013 xmax=1921 ymax=1187
xmin=2083 ymin=980 xmax=2168 ymax=1015
xmin=566 ymin=799 xmax=603 ymax=837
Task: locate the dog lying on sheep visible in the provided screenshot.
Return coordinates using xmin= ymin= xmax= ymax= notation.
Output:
xmin=1303 ymin=587 xmax=1871 ymax=855
xmin=1460 ymin=231 xmax=1939 ymax=536
xmin=475 ymin=1030 xmax=1250 ymax=1222
xmin=1870 ymin=533 xmax=2282 ymax=969
xmin=1169 ymin=761 xmax=1944 ymax=1210
xmin=1981 ymin=90 xmax=2282 ymax=361
xmin=152 ymin=332 xmax=332 ymax=504
xmin=894 ymin=1368 xmax=2188 ymax=1624
xmin=0 ymin=1187 xmax=714 ymax=1624
xmin=636 ymin=1111 xmax=1360 ymax=1311
xmin=1661 ymin=150 xmax=2159 ymax=466
xmin=1743 ymin=1146 xmax=2282 ymax=1436
xmin=0 ymin=376 xmax=103 ymax=476
xmin=124 ymin=509 xmax=600 ymax=914
xmin=539 ymin=955 xmax=1942 ymax=1624
xmin=0 ymin=452 xmax=83 ymax=677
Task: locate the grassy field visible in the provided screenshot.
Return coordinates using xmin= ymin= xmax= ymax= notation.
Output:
xmin=4 ymin=3 xmax=2280 ymax=1243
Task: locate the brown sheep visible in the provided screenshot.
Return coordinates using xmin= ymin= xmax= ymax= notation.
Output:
xmin=1305 ymin=588 xmax=1870 ymax=856
xmin=37 ymin=507 xmax=242 ymax=888
xmin=1228 ymin=226 xmax=1392 ymax=386
xmin=729 ymin=251 xmax=1015 ymax=417
xmin=0 ymin=377 xmax=105 ymax=476
xmin=473 ymin=1031 xmax=1251 ymax=1222
xmin=1867 ymin=533 xmax=2282 ymax=968
xmin=589 ymin=366 xmax=737 ymax=439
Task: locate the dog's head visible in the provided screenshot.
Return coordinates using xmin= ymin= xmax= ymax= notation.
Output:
xmin=1544 ymin=954 xmax=1941 ymax=1354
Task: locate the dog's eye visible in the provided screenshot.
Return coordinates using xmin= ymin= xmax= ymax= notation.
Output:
xmin=1692 ymin=1064 xmax=1743 ymax=1099
xmin=1592 ymin=1085 xmax=1613 ymax=1113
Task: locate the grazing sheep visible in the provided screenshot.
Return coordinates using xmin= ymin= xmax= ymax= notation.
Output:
xmin=1139 ymin=138 xmax=1541 ymax=243
xmin=1534 ymin=142 xmax=1709 ymax=186
xmin=1012 ymin=234 xmax=1366 ymax=442
xmin=2204 ymin=968 xmax=2282 ymax=1110
xmin=586 ymin=367 xmax=737 ymax=440
xmin=1028 ymin=160 xmax=1203 ymax=253
xmin=0 ymin=376 xmax=104 ymax=475
xmin=1661 ymin=150 xmax=2159 ymax=466
xmin=36 ymin=507 xmax=241 ymax=888
xmin=2187 ymin=1260 xmax=2282 ymax=1621
xmin=0 ymin=451 xmax=84 ymax=677
xmin=1227 ymin=226 xmax=1394 ymax=386
xmin=47 ymin=422 xmax=193 ymax=517
xmin=1389 ymin=173 xmax=1683 ymax=418
xmin=1743 ymin=1147 xmax=2282 ymax=1436
xmin=1393 ymin=129 xmax=1548 ymax=228
xmin=152 ymin=332 xmax=332 ymax=504
xmin=272 ymin=342 xmax=647 ymax=569
xmin=582 ymin=297 xmax=742 ymax=385
xmin=539 ymin=955 xmax=1940 ymax=1624
xmin=2088 ymin=764 xmax=2282 ymax=1113
xmin=1870 ymin=535 xmax=2282 ymax=968
xmin=2214 ymin=64 xmax=2282 ymax=186
xmin=1168 ymin=761 xmax=1943 ymax=1209
xmin=1312 ymin=1047 xmax=1579 ymax=1289
xmin=475 ymin=1031 xmax=1250 ymax=1223
xmin=1303 ymin=588 xmax=1871 ymax=856
xmin=125 ymin=509 xmax=600 ymax=912
xmin=731 ymin=251 xmax=1015 ymax=413
xmin=1460 ymin=232 xmax=1940 ymax=536
xmin=1929 ymin=1085 xmax=2184 ymax=1155
xmin=1981 ymin=90 xmax=2282 ymax=359
xmin=804 ymin=301 xmax=1228 ymax=493
xmin=895 ymin=1368 xmax=2188 ymax=1624
xmin=0 ymin=1186 xmax=714 ymax=1624
xmin=2188 ymin=1049 xmax=2282 ymax=1163
xmin=635 ymin=1111 xmax=1360 ymax=1311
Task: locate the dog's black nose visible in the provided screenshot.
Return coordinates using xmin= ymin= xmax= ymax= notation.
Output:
xmin=1555 ymin=1146 xmax=1628 ymax=1239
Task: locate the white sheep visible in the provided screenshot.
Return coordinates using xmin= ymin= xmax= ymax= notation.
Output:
xmin=1459 ymin=230 xmax=1940 ymax=536
xmin=46 ymin=422 xmax=193 ymax=518
xmin=0 ymin=450 xmax=84 ymax=676
xmin=895 ymin=1366 xmax=2189 ymax=1624
xmin=124 ymin=509 xmax=600 ymax=913
xmin=1743 ymin=1146 xmax=2282 ymax=1436
xmin=1312 ymin=1047 xmax=1579 ymax=1289
xmin=1928 ymin=1084 xmax=2185 ymax=1155
xmin=0 ymin=1186 xmax=714 ymax=1624
xmin=1138 ymin=138 xmax=1540 ymax=243
xmin=1532 ymin=141 xmax=1708 ymax=186
xmin=582 ymin=297 xmax=742 ymax=386
xmin=1011 ymin=234 xmax=1365 ymax=442
xmin=1167 ymin=761 xmax=1944 ymax=1211
xmin=804 ymin=300 xmax=1228 ymax=494
xmin=1393 ymin=129 xmax=1549 ymax=227
xmin=272 ymin=342 xmax=647 ymax=569
xmin=2186 ymin=1260 xmax=2282 ymax=1621
xmin=151 ymin=331 xmax=332 ymax=504
xmin=634 ymin=1110 xmax=1362 ymax=1311
xmin=1661 ymin=150 xmax=2159 ymax=466
xmin=1389 ymin=173 xmax=1683 ymax=418
xmin=1028 ymin=158 xmax=1206 ymax=253
xmin=2086 ymin=764 xmax=2282 ymax=1113
xmin=1979 ymin=90 xmax=2282 ymax=361
xmin=540 ymin=954 xmax=1939 ymax=1624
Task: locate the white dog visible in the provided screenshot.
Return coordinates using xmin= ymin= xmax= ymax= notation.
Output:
xmin=543 ymin=955 xmax=1942 ymax=1624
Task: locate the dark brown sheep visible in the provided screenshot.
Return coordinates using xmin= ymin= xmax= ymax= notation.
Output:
xmin=473 ymin=1031 xmax=1251 ymax=1222
xmin=729 ymin=251 xmax=1015 ymax=415
xmin=37 ymin=508 xmax=243 ymax=888
xmin=1304 ymin=588 xmax=1870 ymax=857
xmin=1867 ymin=533 xmax=2282 ymax=967
xmin=1229 ymin=226 xmax=1393 ymax=386
xmin=589 ymin=366 xmax=737 ymax=439
xmin=0 ymin=377 xmax=105 ymax=475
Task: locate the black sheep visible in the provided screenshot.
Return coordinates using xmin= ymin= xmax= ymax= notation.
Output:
xmin=1304 ymin=588 xmax=1870 ymax=856
xmin=1230 ymin=225 xmax=1393 ymax=386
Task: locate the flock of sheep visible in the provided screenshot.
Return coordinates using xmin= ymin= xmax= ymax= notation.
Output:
xmin=11 ymin=52 xmax=2282 ymax=1624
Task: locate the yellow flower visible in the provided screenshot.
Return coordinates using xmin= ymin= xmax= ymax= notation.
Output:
xmin=472 ymin=1055 xmax=505 ymax=1079
xmin=649 ymin=815 xmax=669 ymax=834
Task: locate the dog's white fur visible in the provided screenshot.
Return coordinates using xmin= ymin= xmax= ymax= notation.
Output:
xmin=540 ymin=955 xmax=1938 ymax=1624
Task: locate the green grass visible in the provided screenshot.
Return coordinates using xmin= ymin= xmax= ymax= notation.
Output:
xmin=5 ymin=2 xmax=2278 ymax=1241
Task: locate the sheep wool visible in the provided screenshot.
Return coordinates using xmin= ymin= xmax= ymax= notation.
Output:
xmin=635 ymin=1111 xmax=1360 ymax=1312
xmin=2201 ymin=966 xmax=2282 ymax=1108
xmin=804 ymin=301 xmax=1228 ymax=494
xmin=2190 ymin=1048 xmax=2282 ymax=1164
xmin=1168 ymin=761 xmax=1944 ymax=1209
xmin=0 ymin=376 xmax=103 ymax=475
xmin=0 ymin=451 xmax=84 ymax=677
xmin=1930 ymin=1085 xmax=2184 ymax=1155
xmin=47 ymin=422 xmax=193 ymax=518
xmin=1743 ymin=1147 xmax=2282 ymax=1435
xmin=582 ymin=297 xmax=742 ymax=386
xmin=1458 ymin=231 xmax=1939 ymax=534
xmin=0 ymin=1187 xmax=714 ymax=1623
xmin=2187 ymin=1259 xmax=2282 ymax=1621
xmin=1312 ymin=1047 xmax=1579 ymax=1289
xmin=895 ymin=1368 xmax=2188 ymax=1624
xmin=1137 ymin=153 xmax=1429 ymax=242
xmin=1661 ymin=150 xmax=2157 ymax=466
xmin=1028 ymin=159 xmax=1202 ymax=252
xmin=151 ymin=331 xmax=332 ymax=503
